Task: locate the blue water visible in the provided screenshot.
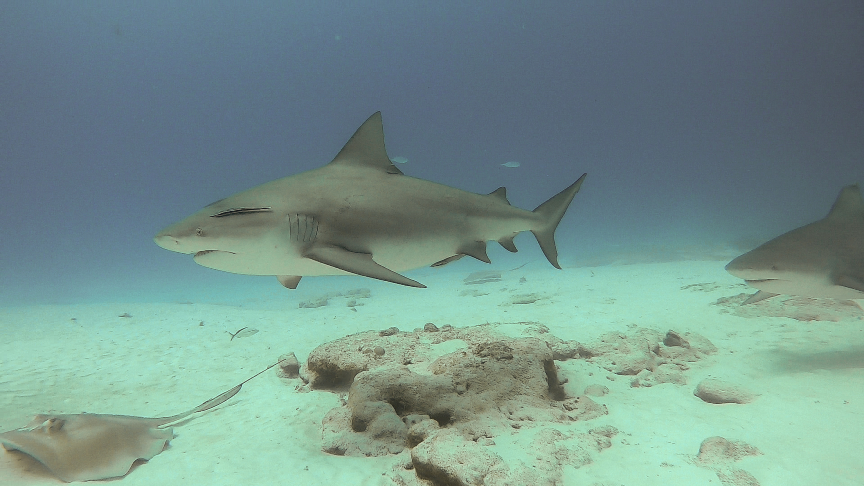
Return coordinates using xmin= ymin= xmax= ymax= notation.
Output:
xmin=1 ymin=1 xmax=863 ymax=306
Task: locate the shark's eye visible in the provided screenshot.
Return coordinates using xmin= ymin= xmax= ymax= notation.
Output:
xmin=196 ymin=228 xmax=203 ymax=236
xmin=210 ymin=207 xmax=273 ymax=218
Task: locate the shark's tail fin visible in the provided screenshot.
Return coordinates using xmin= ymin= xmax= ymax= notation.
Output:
xmin=530 ymin=173 xmax=587 ymax=269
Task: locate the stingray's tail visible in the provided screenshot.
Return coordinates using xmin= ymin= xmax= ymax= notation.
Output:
xmin=530 ymin=173 xmax=587 ymax=268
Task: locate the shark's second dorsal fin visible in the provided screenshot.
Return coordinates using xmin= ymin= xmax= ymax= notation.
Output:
xmin=826 ymin=184 xmax=864 ymax=221
xmin=488 ymin=187 xmax=511 ymax=205
xmin=329 ymin=112 xmax=404 ymax=175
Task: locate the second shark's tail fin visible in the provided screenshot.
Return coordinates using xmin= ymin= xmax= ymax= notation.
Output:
xmin=530 ymin=173 xmax=587 ymax=268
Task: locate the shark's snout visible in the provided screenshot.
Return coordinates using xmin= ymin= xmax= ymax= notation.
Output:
xmin=154 ymin=233 xmax=183 ymax=252
xmin=724 ymin=259 xmax=749 ymax=278
xmin=724 ymin=254 xmax=770 ymax=280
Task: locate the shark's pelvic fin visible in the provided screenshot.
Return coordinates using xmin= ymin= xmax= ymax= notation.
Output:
xmin=457 ymin=240 xmax=491 ymax=264
xmin=431 ymin=255 xmax=466 ymax=267
xmin=530 ymin=173 xmax=587 ymax=269
xmin=328 ymin=111 xmax=403 ymax=175
xmin=277 ymin=275 xmax=302 ymax=289
xmin=304 ymin=245 xmax=425 ymax=288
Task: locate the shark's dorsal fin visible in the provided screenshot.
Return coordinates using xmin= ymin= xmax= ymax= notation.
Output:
xmin=329 ymin=112 xmax=403 ymax=175
xmin=826 ymin=184 xmax=864 ymax=221
xmin=488 ymin=187 xmax=511 ymax=205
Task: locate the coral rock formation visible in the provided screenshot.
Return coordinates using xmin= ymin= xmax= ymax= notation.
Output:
xmin=308 ymin=322 xmax=615 ymax=485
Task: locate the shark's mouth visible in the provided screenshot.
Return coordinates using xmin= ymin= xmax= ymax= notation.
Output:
xmin=194 ymin=250 xmax=235 ymax=258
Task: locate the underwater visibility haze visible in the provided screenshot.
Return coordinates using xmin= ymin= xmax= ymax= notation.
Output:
xmin=1 ymin=2 xmax=863 ymax=485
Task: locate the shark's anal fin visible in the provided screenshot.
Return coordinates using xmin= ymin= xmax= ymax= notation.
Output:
xmin=497 ymin=235 xmax=518 ymax=253
xmin=305 ymin=245 xmax=426 ymax=288
xmin=741 ymin=290 xmax=779 ymax=305
xmin=277 ymin=275 xmax=302 ymax=289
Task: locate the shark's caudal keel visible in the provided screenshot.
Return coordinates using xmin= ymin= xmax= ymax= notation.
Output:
xmin=725 ymin=184 xmax=864 ymax=304
xmin=154 ymin=112 xmax=587 ymax=289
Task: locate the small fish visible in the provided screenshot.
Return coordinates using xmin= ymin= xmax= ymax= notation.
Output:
xmin=501 ymin=161 xmax=520 ymax=168
xmin=390 ymin=156 xmax=408 ymax=164
xmin=118 ymin=313 xmax=132 ymax=318
xmin=226 ymin=327 xmax=259 ymax=341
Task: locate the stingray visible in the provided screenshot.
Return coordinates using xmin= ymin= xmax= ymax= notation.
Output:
xmin=726 ymin=184 xmax=864 ymax=304
xmin=0 ymin=361 xmax=280 ymax=482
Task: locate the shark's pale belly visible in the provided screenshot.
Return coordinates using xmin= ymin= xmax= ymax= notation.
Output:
xmin=193 ymin=225 xmax=516 ymax=277
xmin=746 ymin=278 xmax=864 ymax=300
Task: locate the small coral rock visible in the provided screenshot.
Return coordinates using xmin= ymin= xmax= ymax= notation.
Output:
xmin=696 ymin=436 xmax=762 ymax=464
xmin=692 ymin=436 xmax=763 ymax=486
xmin=277 ymin=352 xmax=300 ymax=378
xmin=694 ymin=379 xmax=756 ymax=404
xmin=583 ymin=384 xmax=609 ymax=396
xmin=584 ymin=327 xmax=716 ymax=376
xmin=412 ymin=429 xmax=503 ymax=486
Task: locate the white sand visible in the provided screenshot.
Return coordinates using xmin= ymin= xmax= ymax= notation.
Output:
xmin=1 ymin=260 xmax=862 ymax=485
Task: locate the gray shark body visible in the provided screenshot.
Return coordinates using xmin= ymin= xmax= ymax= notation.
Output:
xmin=155 ymin=112 xmax=586 ymax=289
xmin=725 ymin=184 xmax=864 ymax=304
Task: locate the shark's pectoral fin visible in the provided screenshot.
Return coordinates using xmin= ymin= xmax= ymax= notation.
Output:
xmin=741 ymin=290 xmax=779 ymax=305
xmin=277 ymin=275 xmax=302 ymax=289
xmin=431 ymin=255 xmax=465 ymax=267
xmin=835 ymin=275 xmax=864 ymax=293
xmin=305 ymin=245 xmax=426 ymax=288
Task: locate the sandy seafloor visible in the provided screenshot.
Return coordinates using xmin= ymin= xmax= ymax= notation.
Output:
xmin=1 ymin=259 xmax=862 ymax=486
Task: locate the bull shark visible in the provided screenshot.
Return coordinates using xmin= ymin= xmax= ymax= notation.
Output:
xmin=154 ymin=112 xmax=586 ymax=289
xmin=725 ymin=184 xmax=864 ymax=304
